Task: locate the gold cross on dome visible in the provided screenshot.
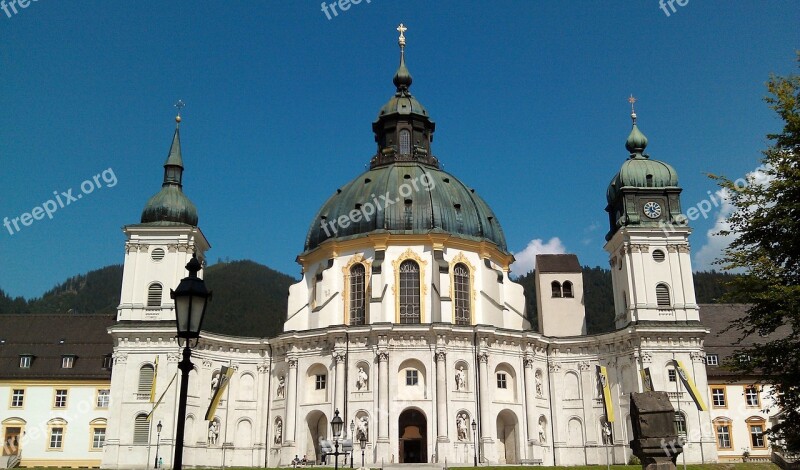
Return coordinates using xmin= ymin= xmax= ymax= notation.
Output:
xmin=628 ymin=94 xmax=637 ymax=114
xmin=397 ymin=23 xmax=407 ymax=47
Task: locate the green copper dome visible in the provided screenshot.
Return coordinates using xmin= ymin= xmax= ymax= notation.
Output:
xmin=304 ymin=163 xmax=507 ymax=253
xmin=606 ymin=119 xmax=679 ymax=204
xmin=140 ymin=124 xmax=199 ymax=226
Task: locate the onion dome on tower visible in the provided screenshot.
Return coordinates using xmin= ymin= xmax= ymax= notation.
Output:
xmin=605 ymin=96 xmax=684 ymax=240
xmin=140 ymin=104 xmax=199 ymax=226
xmin=303 ymin=25 xmax=506 ymax=254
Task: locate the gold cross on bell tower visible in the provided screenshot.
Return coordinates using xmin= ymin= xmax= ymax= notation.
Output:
xmin=397 ymin=23 xmax=407 ymax=48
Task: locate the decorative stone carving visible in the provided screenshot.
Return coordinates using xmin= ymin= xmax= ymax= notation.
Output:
xmin=288 ymin=357 xmax=298 ymax=369
xmin=456 ymin=412 xmax=470 ymax=441
xmin=333 ymin=351 xmax=346 ymax=364
xmin=166 ymin=352 xmax=181 ymax=363
xmin=578 ymin=361 xmax=592 ymax=371
xmin=677 ymin=244 xmax=690 ymax=254
xmin=435 ymin=350 xmax=446 ymax=362
xmin=548 ymin=362 xmax=561 ymax=373
xmin=257 ymin=362 xmax=269 ymax=373
xmin=477 ymin=352 xmax=489 ymax=364
xmin=690 ymin=351 xmax=706 ymax=363
xmin=274 ymin=418 xmax=283 ymax=445
xmin=202 ymin=358 xmax=213 ymax=368
xmin=276 ymin=376 xmax=286 ymax=398
xmin=356 ymin=367 xmax=368 ymax=391
xmin=523 ymin=355 xmax=534 ymax=369
xmin=534 ymin=369 xmax=544 ymax=398
xmin=666 ymin=245 xmax=678 ymax=253
xmin=208 ymin=418 xmax=220 ymax=445
xmin=538 ymin=416 xmax=547 ymax=443
xmin=112 ymin=352 xmax=127 ymax=364
xmin=355 ymin=415 xmax=369 ymax=441
xmin=641 ymin=352 xmax=653 ymax=364
xmin=377 ymin=351 xmax=389 ymax=362
xmin=455 ymin=366 xmax=467 ymax=391
xmin=167 ymin=244 xmax=178 ymax=253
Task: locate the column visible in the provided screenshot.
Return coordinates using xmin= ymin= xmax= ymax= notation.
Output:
xmin=334 ymin=351 xmax=346 ymax=415
xmin=523 ymin=355 xmax=536 ymax=444
xmin=378 ymin=351 xmax=389 ymax=441
xmin=435 ymin=350 xmax=449 ymax=442
xmin=285 ymin=357 xmax=298 ymax=444
xmin=478 ymin=351 xmax=492 ymax=442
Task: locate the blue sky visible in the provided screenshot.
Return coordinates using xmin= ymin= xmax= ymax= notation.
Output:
xmin=0 ymin=1 xmax=798 ymax=299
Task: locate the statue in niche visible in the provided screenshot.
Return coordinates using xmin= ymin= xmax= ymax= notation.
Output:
xmin=538 ymin=417 xmax=546 ymax=444
xmin=601 ymin=421 xmax=612 ymax=445
xmin=274 ymin=419 xmax=283 ymax=445
xmin=456 ymin=413 xmax=469 ymax=441
xmin=208 ymin=419 xmax=220 ymax=445
xmin=355 ymin=415 xmax=369 ymax=441
xmin=356 ymin=367 xmax=368 ymax=391
xmin=535 ymin=369 xmax=543 ymax=397
xmin=455 ymin=366 xmax=466 ymax=391
xmin=210 ymin=371 xmax=220 ymax=394
xmin=276 ymin=375 xmax=285 ymax=398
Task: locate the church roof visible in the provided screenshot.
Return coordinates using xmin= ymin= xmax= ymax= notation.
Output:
xmin=0 ymin=314 xmax=115 ymax=380
xmin=536 ymin=254 xmax=582 ymax=273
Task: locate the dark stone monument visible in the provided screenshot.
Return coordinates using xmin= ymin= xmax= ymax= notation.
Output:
xmin=629 ymin=391 xmax=683 ymax=470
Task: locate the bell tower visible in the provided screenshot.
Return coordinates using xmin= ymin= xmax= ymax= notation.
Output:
xmin=604 ymin=98 xmax=698 ymax=329
xmin=117 ymin=103 xmax=210 ymax=323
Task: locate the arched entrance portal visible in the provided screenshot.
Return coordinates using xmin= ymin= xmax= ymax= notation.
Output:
xmin=496 ymin=410 xmax=519 ymax=464
xmin=305 ymin=410 xmax=328 ymax=464
xmin=398 ymin=409 xmax=427 ymax=463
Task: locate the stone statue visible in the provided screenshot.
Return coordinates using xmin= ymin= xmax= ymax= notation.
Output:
xmin=208 ymin=420 xmax=219 ymax=445
xmin=456 ymin=413 xmax=469 ymax=441
xmin=455 ymin=366 xmax=466 ymax=391
xmin=535 ymin=369 xmax=543 ymax=397
xmin=355 ymin=416 xmax=369 ymax=441
xmin=356 ymin=367 xmax=368 ymax=391
xmin=601 ymin=421 xmax=612 ymax=445
xmin=538 ymin=417 xmax=546 ymax=443
xmin=274 ymin=419 xmax=283 ymax=445
xmin=210 ymin=373 xmax=219 ymax=394
xmin=277 ymin=375 xmax=285 ymax=398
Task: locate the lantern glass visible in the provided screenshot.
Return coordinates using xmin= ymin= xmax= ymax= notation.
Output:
xmin=331 ymin=409 xmax=344 ymax=439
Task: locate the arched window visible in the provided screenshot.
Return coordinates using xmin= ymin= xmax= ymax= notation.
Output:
xmin=674 ymin=412 xmax=687 ymax=438
xmin=349 ymin=264 xmax=366 ymax=325
xmin=551 ymin=281 xmax=562 ymax=298
xmin=133 ymin=413 xmax=150 ymax=444
xmin=563 ymin=281 xmax=574 ymax=298
xmin=656 ymin=283 xmax=671 ymax=307
xmin=399 ymin=260 xmax=420 ymax=323
xmin=453 ymin=263 xmax=470 ymax=325
xmin=147 ymin=283 xmax=162 ymax=308
xmin=399 ymin=129 xmax=411 ymax=155
xmin=138 ymin=364 xmax=154 ymax=396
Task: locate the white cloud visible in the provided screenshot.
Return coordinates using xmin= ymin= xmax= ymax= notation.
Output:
xmin=694 ymin=165 xmax=773 ymax=271
xmin=511 ymin=237 xmax=567 ymax=276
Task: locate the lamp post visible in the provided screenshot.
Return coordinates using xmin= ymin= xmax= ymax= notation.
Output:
xmin=330 ymin=409 xmax=344 ymax=470
xmin=170 ymin=254 xmax=212 ymax=470
xmin=603 ymin=421 xmax=612 ymax=470
xmin=154 ymin=420 xmax=162 ymax=468
xmin=471 ymin=419 xmax=478 ymax=467
xmin=349 ymin=420 xmax=355 ymax=468
xmin=359 ymin=435 xmax=366 ymax=469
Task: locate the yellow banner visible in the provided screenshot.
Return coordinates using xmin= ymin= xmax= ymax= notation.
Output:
xmin=205 ymin=366 xmax=233 ymax=421
xmin=597 ymin=365 xmax=614 ymax=422
xmin=640 ymin=367 xmax=654 ymax=392
xmin=147 ymin=371 xmax=178 ymax=421
xmin=149 ymin=356 xmax=159 ymax=403
xmin=674 ymin=360 xmax=707 ymax=411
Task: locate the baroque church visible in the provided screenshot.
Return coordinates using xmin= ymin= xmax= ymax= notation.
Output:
xmin=102 ymin=26 xmax=717 ymax=468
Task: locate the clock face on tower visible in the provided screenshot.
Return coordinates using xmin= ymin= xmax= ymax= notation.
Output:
xmin=643 ymin=201 xmax=662 ymax=219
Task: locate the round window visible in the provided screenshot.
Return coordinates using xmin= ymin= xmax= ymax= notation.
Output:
xmin=151 ymin=248 xmax=166 ymax=262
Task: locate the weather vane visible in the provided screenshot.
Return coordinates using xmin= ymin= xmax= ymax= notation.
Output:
xmin=397 ymin=23 xmax=407 ymax=48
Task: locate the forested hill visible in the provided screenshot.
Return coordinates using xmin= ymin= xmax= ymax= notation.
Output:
xmin=1 ymin=263 xmax=735 ymax=337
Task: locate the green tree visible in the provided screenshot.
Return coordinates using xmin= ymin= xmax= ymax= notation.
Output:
xmin=714 ymin=53 xmax=800 ymax=451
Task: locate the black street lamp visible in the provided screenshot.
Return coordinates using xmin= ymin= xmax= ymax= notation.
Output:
xmin=359 ymin=435 xmax=367 ymax=469
xmin=349 ymin=420 xmax=355 ymax=469
xmin=170 ymin=254 xmax=211 ymax=470
xmin=329 ymin=409 xmax=344 ymax=470
xmin=471 ymin=419 xmax=478 ymax=467
xmin=154 ymin=420 xmax=163 ymax=468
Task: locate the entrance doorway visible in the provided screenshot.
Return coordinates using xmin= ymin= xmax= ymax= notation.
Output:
xmin=3 ymin=427 xmax=20 ymax=456
xmin=398 ymin=409 xmax=427 ymax=463
xmin=496 ymin=410 xmax=519 ymax=464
